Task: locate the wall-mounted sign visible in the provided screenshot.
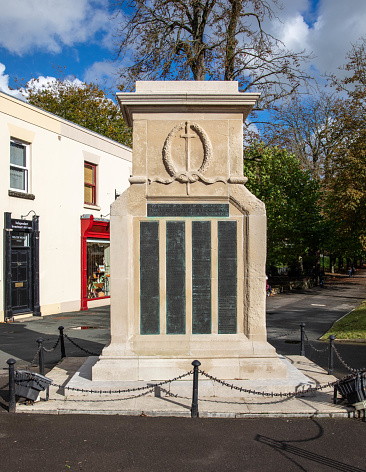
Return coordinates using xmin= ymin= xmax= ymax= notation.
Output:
xmin=11 ymin=219 xmax=33 ymax=232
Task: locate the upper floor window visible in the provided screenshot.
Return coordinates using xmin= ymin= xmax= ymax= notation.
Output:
xmin=84 ymin=162 xmax=97 ymax=205
xmin=10 ymin=139 xmax=29 ymax=192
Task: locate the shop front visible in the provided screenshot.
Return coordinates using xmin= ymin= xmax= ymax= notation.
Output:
xmin=81 ymin=215 xmax=110 ymax=310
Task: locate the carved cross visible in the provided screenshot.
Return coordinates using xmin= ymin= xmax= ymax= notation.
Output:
xmin=180 ymin=121 xmax=196 ymax=194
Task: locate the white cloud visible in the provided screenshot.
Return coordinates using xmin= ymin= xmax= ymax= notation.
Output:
xmin=0 ymin=63 xmax=26 ymax=100
xmin=83 ymin=61 xmax=117 ymax=87
xmin=20 ymin=75 xmax=85 ymax=98
xmin=272 ymin=14 xmax=310 ymax=53
xmin=307 ymin=0 xmax=366 ymax=77
xmin=274 ymin=0 xmax=366 ymax=80
xmin=0 ymin=0 xmax=111 ymax=55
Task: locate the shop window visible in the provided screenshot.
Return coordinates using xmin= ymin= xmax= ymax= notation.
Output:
xmin=84 ymin=162 xmax=97 ymax=205
xmin=10 ymin=139 xmax=29 ymax=192
xmin=87 ymin=240 xmax=110 ymax=299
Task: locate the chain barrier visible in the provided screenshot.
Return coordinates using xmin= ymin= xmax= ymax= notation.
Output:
xmin=42 ymin=337 xmax=60 ymax=353
xmin=304 ymin=332 xmax=329 ymax=353
xmin=65 ymin=388 xmax=156 ymax=402
xmin=21 ymin=345 xmax=42 ymax=370
xmin=198 ymin=369 xmax=337 ymax=398
xmin=268 ymin=328 xmax=299 ymax=340
xmin=333 ymin=345 xmax=366 ymax=373
xmin=16 ymin=369 xmax=192 ymax=395
xmin=63 ymin=333 xmax=100 ymax=356
xmin=159 ymin=387 xmax=188 ymax=400
xmin=11 ymin=365 xmax=365 ymax=410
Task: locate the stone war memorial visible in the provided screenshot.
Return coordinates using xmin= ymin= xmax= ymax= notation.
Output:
xmin=92 ymin=81 xmax=287 ymax=383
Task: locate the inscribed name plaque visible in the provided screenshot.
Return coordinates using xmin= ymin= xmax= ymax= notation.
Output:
xmin=140 ymin=222 xmax=159 ymax=334
xmin=218 ymin=221 xmax=237 ymax=334
xmin=192 ymin=221 xmax=211 ymax=334
xmin=166 ymin=221 xmax=186 ymax=334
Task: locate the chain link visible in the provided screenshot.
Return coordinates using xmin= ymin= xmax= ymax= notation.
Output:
xmin=198 ymin=369 xmax=337 ymax=398
xmin=63 ymin=334 xmax=100 ymax=356
xmin=50 ymin=370 xmax=193 ymax=395
xmin=304 ymin=332 xmax=329 ymax=353
xmin=268 ymin=328 xmax=300 ymax=340
xmin=15 ymin=369 xmax=193 ymax=396
xmin=42 ymin=336 xmax=60 ymax=353
xmin=65 ymin=388 xmax=156 ymax=402
xmin=159 ymin=387 xmax=190 ymax=400
xmin=21 ymin=345 xmax=42 ymax=370
xmin=333 ymin=345 xmax=366 ymax=373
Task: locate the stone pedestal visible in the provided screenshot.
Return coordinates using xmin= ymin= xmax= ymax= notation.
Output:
xmin=93 ymin=81 xmax=286 ymax=381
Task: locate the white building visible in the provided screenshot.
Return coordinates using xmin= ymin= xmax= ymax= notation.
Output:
xmin=0 ymin=91 xmax=132 ymax=321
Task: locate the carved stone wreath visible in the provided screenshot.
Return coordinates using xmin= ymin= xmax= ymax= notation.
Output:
xmin=149 ymin=121 xmax=226 ymax=191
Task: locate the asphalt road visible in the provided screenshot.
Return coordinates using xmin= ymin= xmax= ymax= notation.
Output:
xmin=1 ymin=415 xmax=365 ymax=472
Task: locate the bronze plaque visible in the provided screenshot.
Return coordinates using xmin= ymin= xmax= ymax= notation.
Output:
xmin=15 ymin=282 xmax=24 ymax=288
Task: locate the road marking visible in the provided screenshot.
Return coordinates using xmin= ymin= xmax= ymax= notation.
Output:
xmin=311 ymin=304 xmax=327 ymax=307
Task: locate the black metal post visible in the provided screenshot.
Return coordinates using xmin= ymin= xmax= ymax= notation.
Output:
xmin=58 ymin=326 xmax=66 ymax=358
xmin=4 ymin=213 xmax=13 ymax=321
xmin=31 ymin=215 xmax=41 ymax=316
xmin=191 ymin=360 xmax=201 ymax=418
xmin=37 ymin=338 xmax=44 ymax=376
xmin=328 ymin=335 xmax=335 ymax=375
xmin=7 ymin=358 xmax=16 ymax=413
xmin=300 ymin=323 xmax=306 ymax=356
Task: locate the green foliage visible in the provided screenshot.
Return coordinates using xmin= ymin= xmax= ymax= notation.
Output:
xmin=324 ymin=39 xmax=366 ymax=257
xmin=24 ymin=78 xmax=132 ymax=147
xmin=244 ymin=143 xmax=322 ymax=269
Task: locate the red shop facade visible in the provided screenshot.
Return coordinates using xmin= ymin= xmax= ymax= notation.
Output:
xmin=80 ymin=215 xmax=110 ymax=311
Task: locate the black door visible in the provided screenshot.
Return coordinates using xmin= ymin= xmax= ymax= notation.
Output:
xmin=11 ymin=240 xmax=32 ymax=314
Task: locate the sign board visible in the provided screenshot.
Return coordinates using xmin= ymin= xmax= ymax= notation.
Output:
xmin=11 ymin=219 xmax=33 ymax=232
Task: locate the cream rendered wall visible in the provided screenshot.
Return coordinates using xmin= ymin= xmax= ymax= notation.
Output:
xmin=0 ymin=92 xmax=132 ymax=320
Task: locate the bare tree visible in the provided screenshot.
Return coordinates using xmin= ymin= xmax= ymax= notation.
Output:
xmin=111 ymin=0 xmax=313 ymax=109
xmin=261 ymin=93 xmax=343 ymax=179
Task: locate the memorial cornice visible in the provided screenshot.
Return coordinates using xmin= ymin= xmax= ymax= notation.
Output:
xmin=117 ymin=90 xmax=260 ymax=127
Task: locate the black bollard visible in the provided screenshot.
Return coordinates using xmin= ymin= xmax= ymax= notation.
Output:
xmin=300 ymin=323 xmax=306 ymax=356
xmin=58 ymin=326 xmax=66 ymax=359
xmin=328 ymin=335 xmax=335 ymax=375
xmin=191 ymin=360 xmax=201 ymax=418
xmin=37 ymin=338 xmax=45 ymax=376
xmin=7 ymin=358 xmax=16 ymax=413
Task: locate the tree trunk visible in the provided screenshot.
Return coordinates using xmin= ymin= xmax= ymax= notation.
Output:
xmin=224 ymin=0 xmax=241 ymax=81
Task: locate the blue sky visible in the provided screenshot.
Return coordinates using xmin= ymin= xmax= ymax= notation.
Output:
xmin=1 ymin=0 xmax=366 ymax=101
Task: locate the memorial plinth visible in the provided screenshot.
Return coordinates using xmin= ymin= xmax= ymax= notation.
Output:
xmin=92 ymin=81 xmax=287 ymax=381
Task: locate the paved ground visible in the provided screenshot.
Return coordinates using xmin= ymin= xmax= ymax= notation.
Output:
xmin=1 ymin=415 xmax=365 ymax=472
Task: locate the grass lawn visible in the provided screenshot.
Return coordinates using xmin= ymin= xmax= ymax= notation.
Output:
xmin=321 ymin=300 xmax=366 ymax=340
